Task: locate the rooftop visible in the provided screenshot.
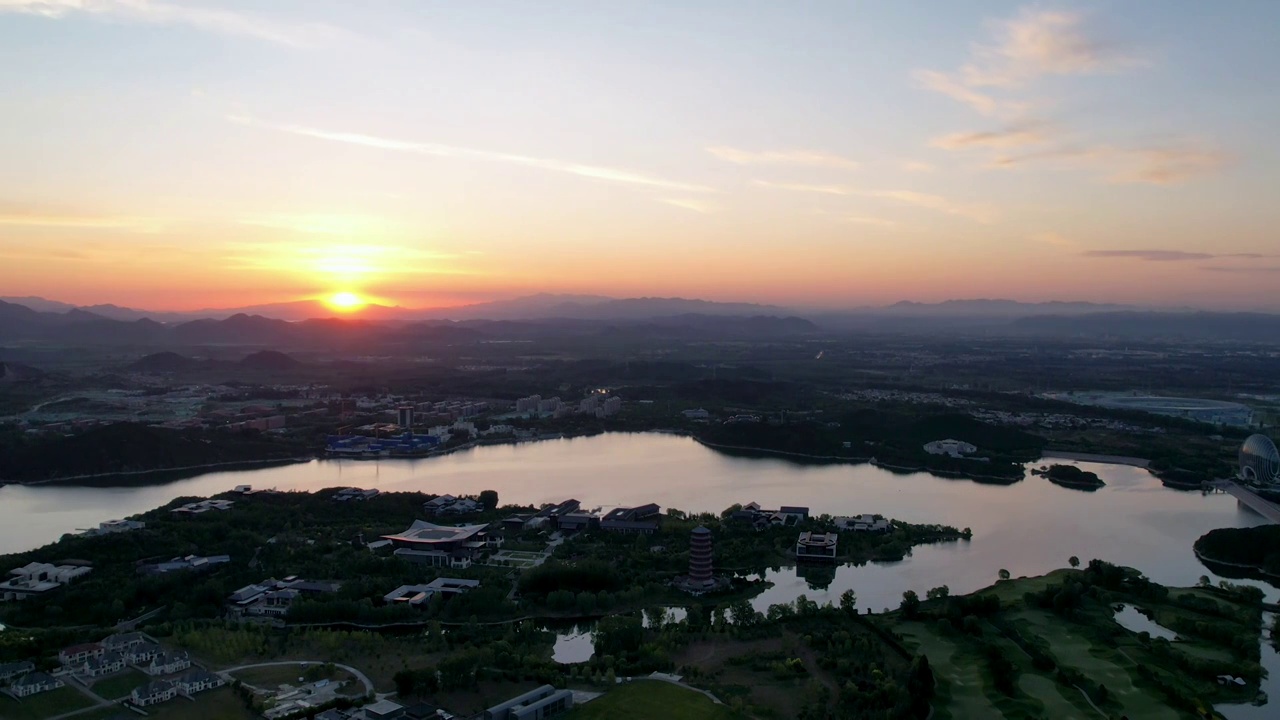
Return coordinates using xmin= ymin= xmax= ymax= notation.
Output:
xmin=382 ymin=520 xmax=488 ymax=545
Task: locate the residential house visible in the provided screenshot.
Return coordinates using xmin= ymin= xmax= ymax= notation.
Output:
xmin=439 ymin=498 xmax=480 ymax=516
xmin=59 ymin=642 xmax=104 ymax=667
xmin=144 ymin=651 xmax=191 ymax=676
xmin=137 ymin=554 xmax=231 ymax=575
xmin=101 ymin=632 xmax=148 ymax=653
xmin=334 ymin=487 xmax=381 ymax=502
xmin=384 ymin=578 xmax=480 ymax=607
xmin=778 ymin=506 xmax=810 ymax=523
xmin=556 ymin=512 xmax=599 ymax=532
xmin=171 ymin=499 xmax=234 ymax=515
xmin=131 ymin=680 xmax=177 ymax=706
xmin=8 ymin=671 xmax=63 ymax=698
xmin=173 ymin=669 xmax=225 ymax=696
xmin=485 ymin=684 xmax=575 ymax=720
xmin=0 ymin=660 xmax=34 ymax=684
xmin=124 ymin=642 xmax=162 ymax=665
xmin=422 ymin=495 xmax=458 ymax=515
xmin=2 ymin=562 xmax=92 ymax=602
xmin=83 ymin=651 xmax=126 ymax=678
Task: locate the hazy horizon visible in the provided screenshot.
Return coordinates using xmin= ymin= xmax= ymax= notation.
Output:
xmin=3 ymin=1 xmax=1278 ymax=312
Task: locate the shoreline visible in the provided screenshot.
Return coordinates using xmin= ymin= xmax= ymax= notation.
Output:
xmin=692 ymin=437 xmax=1027 ymax=484
xmin=1041 ymin=450 xmax=1151 ymax=468
xmin=6 ymin=456 xmax=315 ymax=487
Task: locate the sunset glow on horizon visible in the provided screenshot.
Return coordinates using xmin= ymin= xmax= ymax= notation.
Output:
xmin=2 ymin=2 xmax=1278 ymax=312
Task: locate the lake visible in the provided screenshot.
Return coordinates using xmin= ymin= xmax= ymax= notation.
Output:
xmin=1 ymin=432 xmax=1275 ymax=717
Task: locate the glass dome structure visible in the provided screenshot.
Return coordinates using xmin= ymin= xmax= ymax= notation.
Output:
xmin=1239 ymin=434 xmax=1280 ymax=484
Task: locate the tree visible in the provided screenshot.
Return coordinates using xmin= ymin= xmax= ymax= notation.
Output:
xmin=1069 ymin=556 xmax=1080 ymax=569
xmin=998 ymin=569 xmax=1011 ymax=581
xmin=926 ymin=585 xmax=950 ymax=601
xmin=479 ymin=489 xmax=499 ymax=511
xmin=900 ymin=591 xmax=921 ymax=618
xmin=840 ymin=589 xmax=858 ymax=616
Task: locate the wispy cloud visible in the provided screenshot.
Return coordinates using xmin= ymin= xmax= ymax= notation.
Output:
xmin=866 ymin=190 xmax=996 ymax=224
xmin=0 ymin=211 xmax=161 ymax=231
xmin=660 ymin=198 xmax=718 ymax=213
xmin=913 ymin=69 xmax=1013 ymax=118
xmin=0 ymin=0 xmax=345 ymax=47
xmin=960 ymin=9 xmax=1141 ymax=88
xmin=932 ymin=121 xmax=1052 ymax=149
xmin=754 ymin=181 xmax=995 ymax=223
xmin=706 ymin=146 xmax=858 ymax=169
xmin=1083 ymin=249 xmax=1269 ymax=262
xmin=995 ymin=144 xmax=1227 ymax=185
xmin=229 ymin=115 xmax=716 ymax=194
xmin=1034 ymin=231 xmax=1077 ymax=249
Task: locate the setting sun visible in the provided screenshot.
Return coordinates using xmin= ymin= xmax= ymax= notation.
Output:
xmin=326 ymin=292 xmax=366 ymax=312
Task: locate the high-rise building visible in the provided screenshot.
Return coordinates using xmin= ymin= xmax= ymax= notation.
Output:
xmin=688 ymin=526 xmax=714 ymax=588
xmin=397 ymin=406 xmax=414 ymax=429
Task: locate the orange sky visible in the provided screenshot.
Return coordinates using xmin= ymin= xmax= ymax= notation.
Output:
xmin=2 ymin=2 xmax=1278 ymax=312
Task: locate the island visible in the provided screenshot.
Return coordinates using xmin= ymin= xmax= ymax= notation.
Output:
xmin=1031 ymin=463 xmax=1105 ymax=490
xmin=1194 ymin=525 xmax=1280 ymax=578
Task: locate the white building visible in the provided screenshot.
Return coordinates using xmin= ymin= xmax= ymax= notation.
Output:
xmin=923 ymin=439 xmax=978 ymax=458
xmin=173 ymin=669 xmax=225 ymax=697
xmin=144 ymin=651 xmax=191 ymax=676
xmin=598 ymin=396 xmax=622 ymax=417
xmin=8 ymin=672 xmax=62 ymax=698
xmin=2 ymin=562 xmax=93 ymax=601
xmin=515 ymin=395 xmax=542 ymax=413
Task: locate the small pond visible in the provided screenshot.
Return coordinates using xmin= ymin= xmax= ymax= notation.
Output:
xmin=1112 ymin=604 xmax=1178 ymax=641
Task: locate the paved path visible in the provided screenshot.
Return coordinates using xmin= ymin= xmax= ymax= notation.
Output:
xmin=45 ymin=676 xmax=112 ymax=720
xmin=218 ymin=661 xmax=375 ymax=696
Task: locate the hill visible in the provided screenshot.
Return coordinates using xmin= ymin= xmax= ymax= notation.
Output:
xmin=238 ymin=350 xmax=303 ymax=372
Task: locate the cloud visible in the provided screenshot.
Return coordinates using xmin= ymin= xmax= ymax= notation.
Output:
xmin=1084 ymin=249 xmax=1214 ymax=262
xmin=995 ymin=144 xmax=1227 ymax=184
xmin=0 ymin=211 xmax=161 ymax=231
xmin=866 ymin=190 xmax=997 ymax=224
xmin=902 ymin=161 xmax=936 ymax=173
xmin=913 ymin=70 xmax=1010 ymax=118
xmin=754 ymin=181 xmax=994 ymax=223
xmin=1083 ymin=249 xmax=1270 ymax=262
xmin=1034 ymin=231 xmax=1077 ymax=249
xmin=932 ymin=121 xmax=1052 ymax=149
xmin=660 ymin=198 xmax=718 ymax=213
xmin=961 ymin=9 xmax=1140 ymax=88
xmin=0 ymin=0 xmax=346 ymax=47
xmin=705 ymin=146 xmax=858 ymax=169
xmin=229 ymin=115 xmax=717 ymax=194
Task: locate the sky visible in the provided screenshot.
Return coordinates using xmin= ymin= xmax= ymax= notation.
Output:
xmin=1 ymin=0 xmax=1278 ymax=312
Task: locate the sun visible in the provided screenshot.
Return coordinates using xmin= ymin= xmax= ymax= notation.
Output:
xmin=326 ymin=292 xmax=366 ymax=312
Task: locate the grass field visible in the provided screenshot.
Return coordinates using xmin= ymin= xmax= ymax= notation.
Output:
xmin=229 ymin=664 xmax=351 ymax=690
xmin=0 ymin=687 xmax=94 ymax=720
xmin=567 ymin=680 xmax=743 ymax=720
xmin=90 ymin=669 xmax=150 ymax=700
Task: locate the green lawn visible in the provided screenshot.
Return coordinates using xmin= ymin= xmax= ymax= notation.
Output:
xmin=0 ymin=687 xmax=95 ymax=720
xmin=568 ymin=680 xmax=743 ymax=720
xmin=90 ymin=669 xmax=149 ymax=700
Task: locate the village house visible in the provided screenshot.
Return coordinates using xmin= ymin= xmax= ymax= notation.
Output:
xmin=144 ymin=651 xmax=191 ymax=676
xmin=132 ymin=679 xmax=177 ymax=706
xmin=173 ymin=669 xmax=225 ymax=697
xmin=0 ymin=660 xmax=34 ymax=684
xmin=82 ymin=651 xmax=127 ymax=678
xmin=7 ymin=671 xmax=63 ymax=698
xmin=59 ymin=642 xmax=104 ymax=667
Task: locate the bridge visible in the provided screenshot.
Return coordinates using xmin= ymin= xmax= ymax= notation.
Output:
xmin=1211 ymin=481 xmax=1280 ymax=524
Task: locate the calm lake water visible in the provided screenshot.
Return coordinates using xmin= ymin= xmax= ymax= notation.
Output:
xmin=1 ymin=432 xmax=1275 ymax=715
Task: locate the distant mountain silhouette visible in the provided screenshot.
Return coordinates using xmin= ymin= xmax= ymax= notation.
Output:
xmin=415 ymin=294 xmax=789 ymax=321
xmin=238 ymin=350 xmax=302 ymax=372
xmin=872 ymin=299 xmax=1141 ymax=317
xmin=0 ymin=361 xmax=45 ymax=383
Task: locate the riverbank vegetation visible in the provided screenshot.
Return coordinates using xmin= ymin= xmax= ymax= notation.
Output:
xmin=1194 ymin=525 xmax=1280 ymax=577
xmin=891 ymin=561 xmax=1264 ymax=720
xmin=0 ymin=422 xmax=309 ymax=483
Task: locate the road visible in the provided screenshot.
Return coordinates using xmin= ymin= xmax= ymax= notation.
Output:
xmin=218 ymin=661 xmax=375 ymax=696
xmin=1215 ymin=481 xmax=1280 ymax=524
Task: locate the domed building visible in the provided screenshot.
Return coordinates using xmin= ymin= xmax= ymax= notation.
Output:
xmin=1239 ymin=434 xmax=1280 ymax=485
